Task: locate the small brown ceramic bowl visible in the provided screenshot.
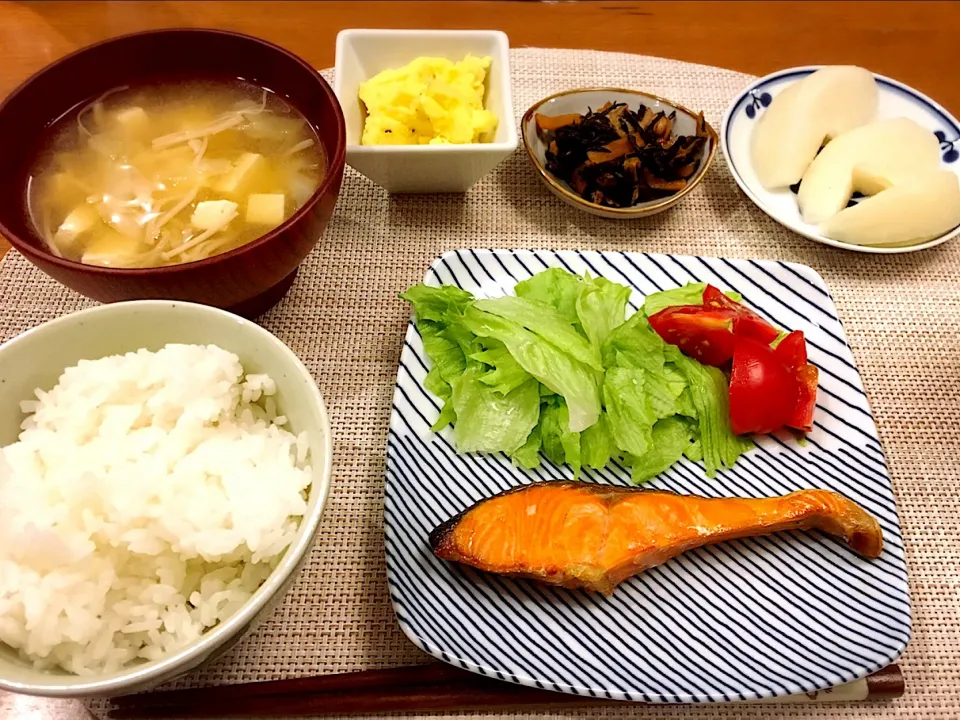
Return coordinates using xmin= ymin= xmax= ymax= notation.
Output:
xmin=521 ymin=87 xmax=717 ymax=220
xmin=0 ymin=29 xmax=346 ymax=317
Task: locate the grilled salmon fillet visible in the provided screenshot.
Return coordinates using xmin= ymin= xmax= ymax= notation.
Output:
xmin=430 ymin=481 xmax=883 ymax=595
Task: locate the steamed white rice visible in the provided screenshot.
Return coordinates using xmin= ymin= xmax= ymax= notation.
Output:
xmin=0 ymin=344 xmax=312 ymax=675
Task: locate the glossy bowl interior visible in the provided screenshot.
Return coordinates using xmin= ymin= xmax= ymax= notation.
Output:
xmin=0 ymin=300 xmax=333 ymax=698
xmin=521 ymin=88 xmax=717 ymax=219
xmin=0 ymin=29 xmax=346 ymax=316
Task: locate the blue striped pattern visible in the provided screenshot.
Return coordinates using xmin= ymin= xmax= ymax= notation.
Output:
xmin=384 ymin=250 xmax=911 ymax=703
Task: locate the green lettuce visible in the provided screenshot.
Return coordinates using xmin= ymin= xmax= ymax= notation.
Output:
xmin=602 ymin=311 xmax=666 ymax=372
xmin=642 ymin=283 xmax=742 ymax=317
xmin=400 ymin=284 xmax=473 ymax=323
xmin=602 ymin=367 xmax=657 ymax=457
xmin=514 ymin=268 xmax=584 ymax=327
xmin=415 ymin=322 xmax=469 ymax=431
xmin=462 ymin=306 xmax=601 ymax=432
xmin=510 ymin=423 xmax=542 ymax=470
xmin=576 ymin=275 xmax=632 ymax=350
xmin=474 ymin=296 xmax=602 ymax=371
xmin=669 ymin=352 xmax=753 ymax=476
xmin=580 ymin=414 xmax=615 ymax=470
xmin=451 ymin=369 xmax=540 ymax=454
xmin=402 ymin=274 xmax=755 ymax=482
xmin=540 ymin=399 xmax=581 ymax=476
xmin=626 ymin=417 xmax=697 ymax=483
xmin=469 ymin=343 xmax=532 ymax=395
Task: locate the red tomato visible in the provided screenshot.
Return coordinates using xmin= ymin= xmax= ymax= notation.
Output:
xmin=729 ymin=336 xmax=798 ymax=435
xmin=787 ymin=364 xmax=819 ymax=432
xmin=703 ymin=285 xmax=780 ymax=344
xmin=648 ymin=306 xmax=736 ymax=367
xmin=774 ymin=330 xmax=808 ymax=371
xmin=773 ymin=330 xmax=818 ymax=430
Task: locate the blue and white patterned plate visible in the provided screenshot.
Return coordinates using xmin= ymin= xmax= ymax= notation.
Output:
xmin=721 ymin=66 xmax=960 ymax=254
xmin=384 ymin=249 xmax=911 ymax=703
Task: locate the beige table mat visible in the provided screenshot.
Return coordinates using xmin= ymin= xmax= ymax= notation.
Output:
xmin=2 ymin=48 xmax=959 ymax=719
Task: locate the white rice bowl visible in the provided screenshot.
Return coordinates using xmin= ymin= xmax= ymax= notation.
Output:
xmin=0 ymin=343 xmax=312 ymax=676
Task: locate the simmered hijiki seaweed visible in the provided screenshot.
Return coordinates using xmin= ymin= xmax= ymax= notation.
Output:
xmin=536 ymin=101 xmax=709 ymax=208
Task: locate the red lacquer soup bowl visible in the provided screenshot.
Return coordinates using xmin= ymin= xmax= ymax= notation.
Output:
xmin=0 ymin=29 xmax=346 ymax=317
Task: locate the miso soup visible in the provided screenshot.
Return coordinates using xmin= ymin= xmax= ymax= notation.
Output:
xmin=27 ymin=79 xmax=325 ymax=268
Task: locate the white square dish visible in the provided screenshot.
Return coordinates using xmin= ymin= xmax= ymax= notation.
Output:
xmin=384 ymin=249 xmax=911 ymax=703
xmin=333 ymin=29 xmax=518 ymax=193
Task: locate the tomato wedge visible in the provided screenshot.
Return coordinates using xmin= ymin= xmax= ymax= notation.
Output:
xmin=647 ymin=306 xmax=737 ymax=366
xmin=773 ymin=330 xmax=818 ymax=431
xmin=649 ymin=290 xmax=818 ymax=433
xmin=787 ymin=363 xmax=819 ymax=432
xmin=774 ymin=330 xmax=808 ymax=370
xmin=729 ymin=336 xmax=798 ymax=435
xmin=703 ymin=285 xmax=780 ymax=344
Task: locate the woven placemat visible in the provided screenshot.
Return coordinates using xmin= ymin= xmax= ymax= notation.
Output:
xmin=2 ymin=48 xmax=959 ymax=719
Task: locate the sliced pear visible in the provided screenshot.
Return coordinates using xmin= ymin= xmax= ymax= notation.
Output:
xmin=798 ymin=118 xmax=940 ymax=224
xmin=821 ymin=170 xmax=960 ymax=246
xmin=751 ymin=66 xmax=879 ymax=189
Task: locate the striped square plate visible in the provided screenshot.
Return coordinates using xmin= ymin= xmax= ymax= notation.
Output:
xmin=384 ymin=249 xmax=911 ymax=703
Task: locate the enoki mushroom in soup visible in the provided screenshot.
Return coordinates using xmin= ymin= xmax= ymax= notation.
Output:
xmin=26 ymin=79 xmax=325 ymax=267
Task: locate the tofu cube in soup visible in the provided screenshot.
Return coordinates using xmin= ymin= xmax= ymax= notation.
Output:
xmin=246 ymin=194 xmax=285 ymax=227
xmin=191 ymin=200 xmax=239 ymax=231
xmin=114 ymin=106 xmax=149 ymax=136
xmin=216 ymin=153 xmax=265 ymax=195
xmin=53 ymin=205 xmax=99 ymax=250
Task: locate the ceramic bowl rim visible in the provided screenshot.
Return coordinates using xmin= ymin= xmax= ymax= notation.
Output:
xmin=719 ymin=64 xmax=960 ymax=254
xmin=0 ymin=300 xmax=334 ymax=697
xmin=0 ymin=27 xmax=347 ymax=275
xmin=520 ymin=86 xmax=718 ymax=217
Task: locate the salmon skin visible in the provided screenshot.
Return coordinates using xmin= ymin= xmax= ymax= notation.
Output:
xmin=430 ymin=481 xmax=883 ymax=595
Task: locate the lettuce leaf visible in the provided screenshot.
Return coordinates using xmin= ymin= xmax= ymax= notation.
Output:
xmin=474 ymin=296 xmax=603 ymax=371
xmin=602 ymin=367 xmax=657 ymax=457
xmin=450 ymin=369 xmax=540 ymax=454
xmin=627 ymin=417 xmax=697 ymax=483
xmin=510 ymin=423 xmax=542 ymax=469
xmin=469 ymin=343 xmax=532 ymax=395
xmin=514 ymin=267 xmax=584 ymax=327
xmin=642 ymin=283 xmax=742 ymax=317
xmin=413 ymin=320 xmax=471 ymax=431
xmin=602 ymin=311 xmax=666 ymax=372
xmin=401 ymin=284 xmax=473 ymax=323
xmin=576 ymin=276 xmax=632 ymax=350
xmin=419 ymin=322 xmax=466 ymax=382
xmin=670 ymin=353 xmax=753 ymax=476
xmin=580 ymin=414 xmax=615 ymax=469
xmin=425 ymin=368 xmax=457 ymax=431
xmin=462 ymin=306 xmax=601 ymax=432
xmin=540 ymin=399 xmax=581 ymax=476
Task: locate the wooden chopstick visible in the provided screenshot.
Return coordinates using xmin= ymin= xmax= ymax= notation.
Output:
xmin=110 ymin=662 xmax=905 ymax=719
xmin=113 ymin=662 xmax=466 ymax=707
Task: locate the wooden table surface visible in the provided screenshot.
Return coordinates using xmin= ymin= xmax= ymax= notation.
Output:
xmin=0 ymin=1 xmax=956 ymax=718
